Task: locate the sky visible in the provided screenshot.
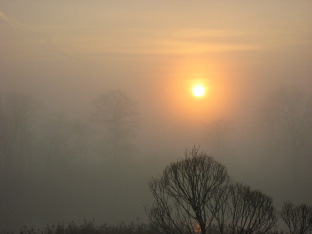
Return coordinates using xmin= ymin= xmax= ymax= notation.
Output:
xmin=1 ymin=1 xmax=311 ymax=110
xmin=1 ymin=0 xmax=312 ymax=230
xmin=1 ymin=0 xmax=312 ymax=163
xmin=1 ymin=0 xmax=312 ymax=161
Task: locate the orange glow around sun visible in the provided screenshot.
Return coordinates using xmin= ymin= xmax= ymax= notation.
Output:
xmin=161 ymin=59 xmax=233 ymax=124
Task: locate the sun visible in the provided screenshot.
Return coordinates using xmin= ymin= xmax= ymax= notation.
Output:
xmin=193 ymin=85 xmax=205 ymax=97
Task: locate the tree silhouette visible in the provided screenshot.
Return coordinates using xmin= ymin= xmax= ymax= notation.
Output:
xmin=147 ymin=147 xmax=229 ymax=234
xmin=280 ymin=201 xmax=312 ymax=234
xmin=147 ymin=147 xmax=277 ymax=234
xmin=93 ymin=90 xmax=140 ymax=158
xmin=227 ymin=183 xmax=277 ymax=234
xmin=203 ymin=182 xmax=277 ymax=234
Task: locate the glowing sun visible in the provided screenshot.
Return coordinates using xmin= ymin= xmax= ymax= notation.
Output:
xmin=193 ymin=85 xmax=205 ymax=97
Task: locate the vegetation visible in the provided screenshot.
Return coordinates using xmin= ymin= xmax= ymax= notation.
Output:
xmin=15 ymin=221 xmax=158 ymax=234
xmin=280 ymin=202 xmax=312 ymax=234
xmin=146 ymin=147 xmax=277 ymax=234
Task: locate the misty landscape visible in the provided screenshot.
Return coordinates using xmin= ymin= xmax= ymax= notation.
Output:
xmin=1 ymin=1 xmax=312 ymax=233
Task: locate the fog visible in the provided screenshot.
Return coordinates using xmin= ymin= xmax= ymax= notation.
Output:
xmin=1 ymin=1 xmax=312 ymax=232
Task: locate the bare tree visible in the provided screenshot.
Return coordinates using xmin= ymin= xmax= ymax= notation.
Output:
xmin=280 ymin=201 xmax=312 ymax=234
xmin=211 ymin=181 xmax=232 ymax=234
xmin=147 ymin=147 xmax=229 ymax=234
xmin=228 ymin=183 xmax=277 ymax=234
xmin=92 ymin=90 xmax=140 ymax=158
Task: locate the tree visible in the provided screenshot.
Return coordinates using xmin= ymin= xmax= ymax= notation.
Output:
xmin=147 ymin=147 xmax=229 ymax=234
xmin=209 ymin=179 xmax=232 ymax=234
xmin=280 ymin=202 xmax=312 ymax=234
xmin=147 ymin=147 xmax=277 ymax=234
xmin=207 ymin=182 xmax=277 ymax=234
xmin=227 ymin=183 xmax=277 ymax=234
xmin=92 ymin=90 xmax=140 ymax=158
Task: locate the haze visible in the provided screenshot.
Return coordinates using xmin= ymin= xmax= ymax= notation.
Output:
xmin=1 ymin=1 xmax=312 ymax=232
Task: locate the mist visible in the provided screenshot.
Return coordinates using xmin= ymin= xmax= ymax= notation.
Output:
xmin=1 ymin=1 xmax=312 ymax=232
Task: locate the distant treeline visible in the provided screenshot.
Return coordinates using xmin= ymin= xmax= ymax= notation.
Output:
xmin=7 ymin=220 xmax=157 ymax=234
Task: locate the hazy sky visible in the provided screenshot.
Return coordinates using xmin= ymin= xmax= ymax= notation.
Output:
xmin=1 ymin=1 xmax=312 ymax=143
xmin=1 ymin=2 xmax=312 ymax=229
